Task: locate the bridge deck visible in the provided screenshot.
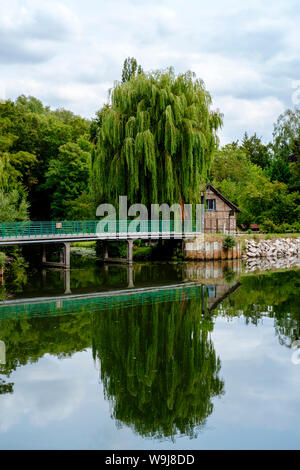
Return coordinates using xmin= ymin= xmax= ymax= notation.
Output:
xmin=0 ymin=220 xmax=202 ymax=245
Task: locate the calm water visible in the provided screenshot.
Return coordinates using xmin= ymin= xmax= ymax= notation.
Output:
xmin=0 ymin=258 xmax=300 ymax=450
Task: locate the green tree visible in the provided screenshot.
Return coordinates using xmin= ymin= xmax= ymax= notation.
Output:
xmin=43 ymin=141 xmax=91 ymax=218
xmin=210 ymin=143 xmax=300 ymax=228
xmin=269 ymin=108 xmax=300 ymax=185
xmin=15 ymin=95 xmax=48 ymax=114
xmin=0 ymin=97 xmax=90 ymax=219
xmin=289 ymin=139 xmax=300 ymax=191
xmin=0 ymin=190 xmax=29 ymax=222
xmin=273 ymin=109 xmax=300 ymax=152
xmin=92 ymin=69 xmax=223 ymax=208
xmin=121 ymin=57 xmax=143 ymax=82
xmin=241 ymin=132 xmax=272 ymax=170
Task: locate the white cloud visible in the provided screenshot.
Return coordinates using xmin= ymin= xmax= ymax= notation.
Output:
xmin=0 ymin=352 xmax=92 ymax=432
xmin=190 ymin=54 xmax=263 ymax=96
xmin=211 ymin=317 xmax=300 ymax=433
xmin=216 ymin=96 xmax=285 ymax=143
xmin=1 ymin=0 xmax=299 ymax=142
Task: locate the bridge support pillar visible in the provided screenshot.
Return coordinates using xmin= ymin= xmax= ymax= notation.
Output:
xmin=41 ymin=242 xmax=71 ymax=268
xmin=63 ymin=242 xmax=71 ymax=269
xmin=127 ymin=239 xmax=133 ymax=265
xmin=127 ymin=264 xmax=134 ymax=288
xmin=64 ymin=269 xmax=71 ymax=294
xmin=103 ymin=241 xmax=109 ymax=261
xmin=42 ymin=244 xmax=47 ymax=264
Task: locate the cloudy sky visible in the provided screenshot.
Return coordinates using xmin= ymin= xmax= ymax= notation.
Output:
xmin=1 ymin=0 xmax=299 ymax=144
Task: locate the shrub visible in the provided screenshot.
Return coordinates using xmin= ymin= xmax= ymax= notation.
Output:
xmin=292 ymin=222 xmax=300 ymax=233
xmin=133 ymin=246 xmax=153 ymax=261
xmin=223 ymin=235 xmax=236 ymax=250
xmin=260 ymin=219 xmax=281 ymax=233
xmin=279 ymin=223 xmax=293 ymax=233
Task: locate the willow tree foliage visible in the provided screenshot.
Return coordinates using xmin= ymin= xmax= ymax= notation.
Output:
xmin=91 ymin=69 xmax=223 ymax=208
xmin=92 ymin=298 xmax=224 ymax=439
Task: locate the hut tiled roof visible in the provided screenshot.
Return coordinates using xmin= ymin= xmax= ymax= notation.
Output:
xmin=206 ymin=183 xmax=242 ymax=213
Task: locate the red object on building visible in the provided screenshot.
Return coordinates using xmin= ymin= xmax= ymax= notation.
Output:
xmin=250 ymin=224 xmax=260 ymax=231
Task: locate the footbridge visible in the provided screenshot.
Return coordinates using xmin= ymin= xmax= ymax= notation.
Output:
xmin=0 ymin=220 xmax=202 ymax=266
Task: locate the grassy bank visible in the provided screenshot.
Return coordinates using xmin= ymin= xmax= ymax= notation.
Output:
xmin=71 ymin=241 xmax=97 ymax=247
xmin=200 ymin=233 xmax=300 ymax=242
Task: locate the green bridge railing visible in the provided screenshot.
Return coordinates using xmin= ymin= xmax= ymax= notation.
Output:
xmin=0 ymin=284 xmax=204 ymax=321
xmin=0 ymin=220 xmax=202 ymax=239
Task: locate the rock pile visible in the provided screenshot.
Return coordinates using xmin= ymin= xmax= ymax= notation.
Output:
xmin=243 ymin=237 xmax=300 ymax=259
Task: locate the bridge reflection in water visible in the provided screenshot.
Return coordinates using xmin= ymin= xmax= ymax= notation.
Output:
xmin=0 ymin=283 xmax=216 ymax=321
xmin=0 ymin=260 xmax=242 ymax=321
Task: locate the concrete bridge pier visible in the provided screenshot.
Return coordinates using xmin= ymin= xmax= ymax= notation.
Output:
xmin=64 ymin=269 xmax=71 ymax=294
xmin=103 ymin=241 xmax=109 ymax=261
xmin=42 ymin=244 xmax=47 ymax=264
xmin=127 ymin=264 xmax=134 ymax=288
xmin=127 ymin=239 xmax=133 ymax=265
xmin=41 ymin=242 xmax=71 ymax=268
xmin=102 ymin=239 xmax=134 ymax=264
xmin=63 ymin=242 xmax=71 ymax=269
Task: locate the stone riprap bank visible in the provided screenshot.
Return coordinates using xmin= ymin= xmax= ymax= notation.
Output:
xmin=243 ymin=238 xmax=300 ymax=259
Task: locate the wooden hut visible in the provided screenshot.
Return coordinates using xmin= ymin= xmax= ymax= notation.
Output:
xmin=203 ymin=183 xmax=241 ymax=234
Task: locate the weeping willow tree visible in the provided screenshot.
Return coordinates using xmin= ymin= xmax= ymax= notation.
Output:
xmin=91 ymin=68 xmax=223 ymax=208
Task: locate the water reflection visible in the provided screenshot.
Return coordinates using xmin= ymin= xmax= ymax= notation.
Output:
xmin=212 ymin=269 xmax=300 ymax=348
xmin=92 ymin=300 xmax=224 ymax=439
xmin=0 ymin=260 xmax=299 ymax=443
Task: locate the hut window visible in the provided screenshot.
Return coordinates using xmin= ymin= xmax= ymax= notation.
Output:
xmin=229 ymin=209 xmax=234 ymax=216
xmin=206 ymin=199 xmax=216 ymax=211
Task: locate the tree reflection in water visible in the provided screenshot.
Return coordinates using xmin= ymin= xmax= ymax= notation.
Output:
xmin=92 ymin=298 xmax=224 ymax=439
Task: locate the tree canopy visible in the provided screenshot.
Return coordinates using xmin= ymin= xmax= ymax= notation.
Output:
xmin=210 ymin=142 xmax=300 ymax=231
xmin=121 ymin=57 xmax=143 ymax=82
xmin=91 ymin=68 xmax=223 ymax=208
xmin=0 ymin=96 xmax=90 ymax=220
